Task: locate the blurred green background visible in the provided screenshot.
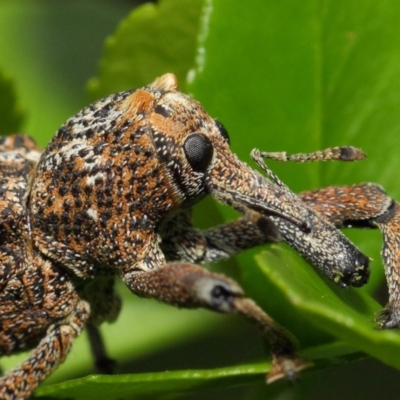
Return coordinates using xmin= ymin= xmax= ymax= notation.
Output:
xmin=2 ymin=0 xmax=400 ymax=399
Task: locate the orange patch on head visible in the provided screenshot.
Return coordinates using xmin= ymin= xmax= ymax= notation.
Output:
xmin=150 ymin=73 xmax=179 ymax=92
xmin=120 ymin=89 xmax=156 ymax=119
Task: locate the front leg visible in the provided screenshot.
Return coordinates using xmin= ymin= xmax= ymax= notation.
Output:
xmin=122 ymin=244 xmax=309 ymax=382
xmin=299 ymin=183 xmax=400 ymax=328
xmin=125 ymin=263 xmax=308 ymax=382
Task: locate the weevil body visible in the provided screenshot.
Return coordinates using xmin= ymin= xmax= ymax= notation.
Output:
xmin=0 ymin=74 xmax=399 ymax=399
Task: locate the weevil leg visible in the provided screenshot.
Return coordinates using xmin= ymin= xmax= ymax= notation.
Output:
xmin=124 ymin=263 xmax=310 ymax=382
xmin=160 ymin=208 xmax=281 ymax=264
xmin=0 ymin=299 xmax=89 ymax=400
xmin=298 ymin=183 xmax=392 ymax=228
xmin=299 ymin=183 xmax=400 ymax=328
xmin=373 ymin=202 xmax=400 ymax=328
xmin=80 ymin=276 xmax=121 ymax=374
xmin=202 ymin=210 xmax=282 ymax=261
xmin=86 ymin=323 xmax=116 ymax=374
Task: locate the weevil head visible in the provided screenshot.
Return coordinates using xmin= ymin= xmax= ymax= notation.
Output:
xmin=147 ymin=75 xmax=313 ymax=231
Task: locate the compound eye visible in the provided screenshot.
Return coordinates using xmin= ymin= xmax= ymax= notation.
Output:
xmin=183 ymin=133 xmax=214 ymax=172
xmin=215 ymin=120 xmax=230 ymax=145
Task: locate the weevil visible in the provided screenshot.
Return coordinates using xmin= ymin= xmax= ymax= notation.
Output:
xmin=0 ymin=73 xmax=399 ymax=399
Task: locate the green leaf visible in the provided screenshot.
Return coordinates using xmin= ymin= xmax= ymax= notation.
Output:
xmin=254 ymin=246 xmax=400 ymax=370
xmin=0 ymin=68 xmax=24 ymax=135
xmin=33 ymin=342 xmax=366 ymax=399
xmin=87 ymin=0 xmax=203 ymax=99
xmin=0 ymin=1 xmax=137 ymax=145
xmin=34 ymin=363 xmax=268 ymax=400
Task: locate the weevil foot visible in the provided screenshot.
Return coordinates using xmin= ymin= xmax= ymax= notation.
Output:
xmin=86 ymin=323 xmax=117 ymax=374
xmin=267 ymin=353 xmax=312 ymax=383
xmin=375 ymin=306 xmax=400 ymax=329
xmin=95 ymin=356 xmax=117 ymax=375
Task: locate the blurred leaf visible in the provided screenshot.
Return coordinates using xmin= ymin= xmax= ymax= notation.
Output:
xmin=87 ymin=0 xmax=203 ymax=99
xmin=0 ymin=0 xmax=135 ymax=144
xmin=0 ymin=68 xmax=24 ymax=134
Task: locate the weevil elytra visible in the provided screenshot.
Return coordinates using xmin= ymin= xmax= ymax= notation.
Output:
xmin=0 ymin=73 xmax=399 ymax=399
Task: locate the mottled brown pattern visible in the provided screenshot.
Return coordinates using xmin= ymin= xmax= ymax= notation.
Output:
xmin=0 ymin=74 xmax=399 ymax=398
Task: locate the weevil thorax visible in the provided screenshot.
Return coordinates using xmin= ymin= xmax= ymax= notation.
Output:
xmin=29 ymin=74 xmax=230 ymax=276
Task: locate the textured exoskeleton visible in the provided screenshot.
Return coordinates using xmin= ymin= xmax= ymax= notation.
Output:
xmin=0 ymin=74 xmax=399 ymax=399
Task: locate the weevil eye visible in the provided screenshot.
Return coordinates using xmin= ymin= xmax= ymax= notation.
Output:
xmin=215 ymin=120 xmax=230 ymax=145
xmin=183 ymin=133 xmax=214 ymax=172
